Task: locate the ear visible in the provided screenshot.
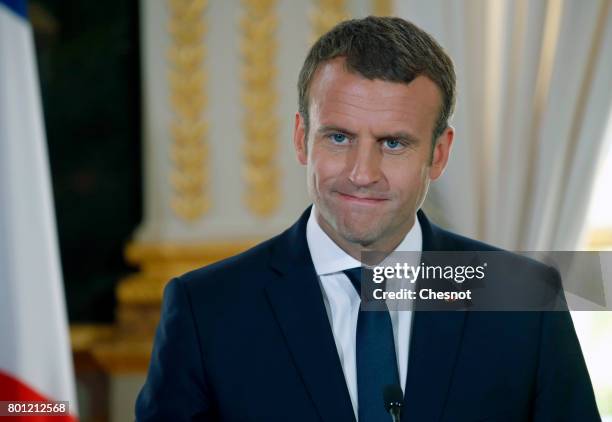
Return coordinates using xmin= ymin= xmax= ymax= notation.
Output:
xmin=429 ymin=126 xmax=454 ymax=180
xmin=293 ymin=112 xmax=308 ymax=165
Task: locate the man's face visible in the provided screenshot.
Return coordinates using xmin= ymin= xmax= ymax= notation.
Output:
xmin=293 ymin=58 xmax=453 ymax=250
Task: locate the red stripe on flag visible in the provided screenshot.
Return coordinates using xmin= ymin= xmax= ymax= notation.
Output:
xmin=0 ymin=370 xmax=77 ymax=421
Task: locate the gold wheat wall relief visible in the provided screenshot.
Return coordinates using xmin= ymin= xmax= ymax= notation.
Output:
xmin=167 ymin=0 xmax=209 ymax=222
xmin=241 ymin=0 xmax=280 ymax=217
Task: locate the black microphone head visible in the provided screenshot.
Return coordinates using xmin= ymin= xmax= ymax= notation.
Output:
xmin=383 ymin=384 xmax=404 ymax=412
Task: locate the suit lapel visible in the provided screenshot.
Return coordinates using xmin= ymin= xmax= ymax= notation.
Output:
xmin=402 ymin=311 xmax=466 ymax=421
xmin=264 ymin=207 xmax=356 ymax=422
xmin=401 ymin=211 xmax=468 ymax=421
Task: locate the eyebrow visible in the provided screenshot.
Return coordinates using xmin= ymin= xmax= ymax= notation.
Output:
xmin=317 ymin=125 xmax=357 ymax=137
xmin=317 ymin=125 xmax=422 ymax=144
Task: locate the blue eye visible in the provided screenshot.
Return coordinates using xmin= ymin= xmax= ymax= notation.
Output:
xmin=331 ymin=133 xmax=348 ymax=144
xmin=384 ymin=139 xmax=402 ymax=149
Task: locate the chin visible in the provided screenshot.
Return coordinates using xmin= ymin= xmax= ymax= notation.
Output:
xmin=337 ymin=223 xmax=383 ymax=246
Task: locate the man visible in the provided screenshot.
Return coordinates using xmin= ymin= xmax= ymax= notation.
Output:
xmin=136 ymin=17 xmax=600 ymax=421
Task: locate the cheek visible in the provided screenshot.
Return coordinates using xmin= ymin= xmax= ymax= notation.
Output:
xmin=385 ymin=159 xmax=429 ymax=197
xmin=309 ymin=146 xmax=345 ymax=187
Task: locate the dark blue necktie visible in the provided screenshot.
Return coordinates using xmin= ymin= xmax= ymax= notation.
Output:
xmin=344 ymin=267 xmax=401 ymax=421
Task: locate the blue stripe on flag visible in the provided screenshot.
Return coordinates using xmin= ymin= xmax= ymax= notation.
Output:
xmin=0 ymin=0 xmax=27 ymax=19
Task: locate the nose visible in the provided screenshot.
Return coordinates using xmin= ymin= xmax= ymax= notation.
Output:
xmin=347 ymin=140 xmax=383 ymax=187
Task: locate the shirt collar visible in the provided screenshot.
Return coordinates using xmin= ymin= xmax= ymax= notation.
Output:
xmin=306 ymin=204 xmax=423 ymax=276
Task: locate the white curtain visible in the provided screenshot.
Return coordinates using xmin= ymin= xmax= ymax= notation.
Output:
xmin=398 ymin=0 xmax=612 ymax=250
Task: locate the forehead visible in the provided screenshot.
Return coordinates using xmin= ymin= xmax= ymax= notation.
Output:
xmin=308 ymin=58 xmax=441 ymax=138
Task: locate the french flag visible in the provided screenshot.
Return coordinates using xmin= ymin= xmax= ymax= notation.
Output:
xmin=0 ymin=0 xmax=78 ymax=420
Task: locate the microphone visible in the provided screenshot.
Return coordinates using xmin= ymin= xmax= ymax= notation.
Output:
xmin=383 ymin=384 xmax=403 ymax=422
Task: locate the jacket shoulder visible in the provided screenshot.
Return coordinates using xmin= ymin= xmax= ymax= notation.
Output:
xmin=175 ymin=229 xmax=286 ymax=294
xmin=433 ymin=224 xmax=503 ymax=252
xmin=432 ymin=224 xmax=558 ymax=276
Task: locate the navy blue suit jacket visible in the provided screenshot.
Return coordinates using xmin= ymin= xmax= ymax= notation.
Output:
xmin=136 ymin=208 xmax=600 ymax=421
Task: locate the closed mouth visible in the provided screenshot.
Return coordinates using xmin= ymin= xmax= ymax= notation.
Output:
xmin=337 ymin=192 xmax=388 ymax=203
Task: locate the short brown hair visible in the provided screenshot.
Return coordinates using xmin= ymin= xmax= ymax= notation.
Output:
xmin=298 ymin=16 xmax=456 ymax=142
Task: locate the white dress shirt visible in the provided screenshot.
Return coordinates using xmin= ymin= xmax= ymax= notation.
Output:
xmin=306 ymin=205 xmax=422 ymax=418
